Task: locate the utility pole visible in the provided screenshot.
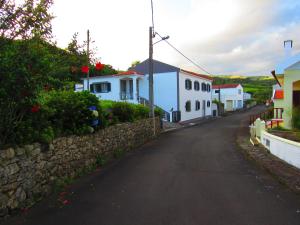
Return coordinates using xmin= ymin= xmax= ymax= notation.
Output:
xmin=149 ymin=26 xmax=155 ymax=135
xmin=87 ymin=29 xmax=90 ymax=91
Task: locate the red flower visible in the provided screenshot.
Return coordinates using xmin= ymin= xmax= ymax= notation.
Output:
xmin=95 ymin=62 xmax=104 ymax=71
xmin=81 ymin=65 xmax=89 ymax=73
xmin=31 ymin=105 xmax=40 ymax=113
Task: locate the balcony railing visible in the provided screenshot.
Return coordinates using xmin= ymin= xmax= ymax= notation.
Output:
xmin=120 ymin=92 xmax=133 ymax=100
xmin=249 ymin=107 xmax=284 ymax=127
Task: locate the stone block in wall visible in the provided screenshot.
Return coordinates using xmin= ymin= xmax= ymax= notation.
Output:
xmin=0 ymin=148 xmax=15 ymax=160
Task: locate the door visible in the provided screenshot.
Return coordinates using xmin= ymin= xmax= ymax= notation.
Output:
xmin=203 ymin=100 xmax=206 ymax=116
xmin=294 ymin=91 xmax=300 ymax=108
xmin=226 ymin=100 xmax=233 ymax=111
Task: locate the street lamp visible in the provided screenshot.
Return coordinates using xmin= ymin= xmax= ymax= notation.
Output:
xmin=149 ymin=27 xmax=169 ymax=135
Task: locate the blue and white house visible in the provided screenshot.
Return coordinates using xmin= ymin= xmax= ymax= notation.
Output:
xmin=82 ymin=59 xmax=213 ymax=122
xmin=133 ymin=59 xmax=213 ymax=122
xmin=212 ymin=84 xmax=244 ymax=111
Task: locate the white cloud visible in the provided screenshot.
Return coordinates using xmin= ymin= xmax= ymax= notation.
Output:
xmin=50 ymin=0 xmax=300 ymax=75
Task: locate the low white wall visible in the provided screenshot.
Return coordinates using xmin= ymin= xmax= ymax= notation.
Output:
xmin=261 ymin=131 xmax=300 ymax=169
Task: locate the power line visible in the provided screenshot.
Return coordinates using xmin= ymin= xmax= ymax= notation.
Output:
xmin=156 ymin=32 xmax=212 ymax=75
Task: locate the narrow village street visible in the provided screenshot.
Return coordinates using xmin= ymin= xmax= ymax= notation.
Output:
xmin=4 ymin=107 xmax=300 ymax=225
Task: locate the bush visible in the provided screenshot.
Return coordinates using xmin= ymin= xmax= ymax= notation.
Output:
xmin=39 ymin=90 xmax=99 ymax=136
xmin=111 ymin=102 xmax=135 ymax=122
xmin=292 ymin=107 xmax=300 ymax=130
xmin=154 ymin=108 xmax=163 ymax=118
xmin=133 ymin=104 xmax=150 ymax=119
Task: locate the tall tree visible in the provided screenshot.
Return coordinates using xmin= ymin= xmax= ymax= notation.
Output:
xmin=0 ymin=0 xmax=54 ymax=40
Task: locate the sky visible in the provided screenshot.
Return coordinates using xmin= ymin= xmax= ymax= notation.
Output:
xmin=50 ymin=0 xmax=300 ymax=76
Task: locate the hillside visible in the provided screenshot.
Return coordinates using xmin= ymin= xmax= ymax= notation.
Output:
xmin=213 ymin=75 xmax=276 ymax=103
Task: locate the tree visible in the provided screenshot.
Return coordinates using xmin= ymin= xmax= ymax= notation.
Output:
xmin=130 ymin=60 xmax=140 ymax=69
xmin=0 ymin=0 xmax=54 ymax=40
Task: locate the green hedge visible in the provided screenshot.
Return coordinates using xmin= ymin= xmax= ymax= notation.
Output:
xmin=1 ymin=90 xmax=157 ymax=148
xmin=99 ymin=100 xmax=152 ymax=126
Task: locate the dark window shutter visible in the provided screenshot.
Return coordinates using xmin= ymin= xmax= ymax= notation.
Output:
xmin=107 ymin=83 xmax=111 ymax=92
xmin=90 ymin=84 xmax=94 ymax=93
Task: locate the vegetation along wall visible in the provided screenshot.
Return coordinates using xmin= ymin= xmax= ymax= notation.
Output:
xmin=0 ymin=117 xmax=161 ymax=217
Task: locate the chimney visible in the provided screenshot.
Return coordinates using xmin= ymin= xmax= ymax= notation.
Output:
xmin=284 ymin=40 xmax=293 ymax=57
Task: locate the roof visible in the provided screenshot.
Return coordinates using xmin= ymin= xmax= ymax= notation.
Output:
xmin=180 ymin=69 xmax=213 ymax=81
xmin=81 ymin=70 xmax=143 ymax=80
xmin=212 ymin=84 xmax=240 ymax=89
xmin=285 ymin=60 xmax=300 ymax=71
xmin=132 ymin=59 xmax=180 ymax=74
xmin=274 ymin=89 xmax=284 ymax=100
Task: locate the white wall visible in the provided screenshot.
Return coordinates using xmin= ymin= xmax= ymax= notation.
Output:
xmin=212 ymin=85 xmax=244 ymax=111
xmin=261 ymin=131 xmax=300 ymax=169
xmin=179 ymin=72 xmax=212 ymax=122
xmin=82 ymin=75 xmax=140 ymax=104
xmin=139 ymin=72 xmax=178 ymax=116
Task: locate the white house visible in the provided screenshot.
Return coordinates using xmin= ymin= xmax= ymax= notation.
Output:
xmin=133 ymin=59 xmax=213 ymax=122
xmin=82 ymin=71 xmax=144 ymax=104
xmin=243 ymin=92 xmax=252 ymax=101
xmin=81 ymin=59 xmax=213 ymax=123
xmin=212 ymin=84 xmax=244 ymax=111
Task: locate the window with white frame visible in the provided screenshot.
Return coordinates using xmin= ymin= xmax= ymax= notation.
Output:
xmin=185 ymin=101 xmax=191 ymax=112
xmin=195 ymin=100 xmax=200 ymax=111
xmin=202 ymin=83 xmax=207 ymax=92
xmin=194 ymin=81 xmax=200 ymax=91
xmin=185 ymin=79 xmax=192 ymax=90
xmin=90 ymin=82 xmax=111 ymax=93
xmin=207 ymin=101 xmax=211 ymax=108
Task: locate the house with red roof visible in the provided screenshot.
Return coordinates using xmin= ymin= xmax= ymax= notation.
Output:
xmin=81 ymin=59 xmax=213 ymax=122
xmin=132 ymin=59 xmax=213 ymax=122
xmin=212 ymin=84 xmax=244 ymax=111
xmin=82 ymin=71 xmax=144 ymax=104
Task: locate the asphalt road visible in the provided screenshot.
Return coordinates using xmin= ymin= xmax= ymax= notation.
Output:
xmin=4 ymin=107 xmax=300 ymax=225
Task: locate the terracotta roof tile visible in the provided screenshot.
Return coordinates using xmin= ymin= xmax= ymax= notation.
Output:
xmin=180 ymin=69 xmax=213 ymax=81
xmin=212 ymin=84 xmax=240 ymax=89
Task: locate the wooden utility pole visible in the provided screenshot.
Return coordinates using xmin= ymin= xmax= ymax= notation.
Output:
xmin=87 ymin=29 xmax=90 ymax=91
xmin=149 ymin=26 xmax=155 ymax=135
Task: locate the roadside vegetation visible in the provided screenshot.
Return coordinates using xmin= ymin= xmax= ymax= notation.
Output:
xmin=0 ymin=0 xmax=161 ymax=149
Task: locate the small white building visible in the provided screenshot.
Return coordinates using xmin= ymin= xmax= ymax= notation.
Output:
xmin=243 ymin=92 xmax=252 ymax=101
xmin=212 ymin=84 xmax=244 ymax=111
xmin=82 ymin=71 xmax=144 ymax=104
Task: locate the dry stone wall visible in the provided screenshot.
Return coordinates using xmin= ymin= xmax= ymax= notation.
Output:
xmin=0 ymin=118 xmax=161 ymax=217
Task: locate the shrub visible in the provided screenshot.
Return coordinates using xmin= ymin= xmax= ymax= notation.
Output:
xmin=154 ymin=108 xmax=163 ymax=118
xmin=133 ymin=104 xmax=150 ymax=119
xmin=292 ymin=107 xmax=300 ymax=130
xmin=39 ymin=90 xmax=100 ymax=136
xmin=111 ymin=102 xmax=135 ymax=122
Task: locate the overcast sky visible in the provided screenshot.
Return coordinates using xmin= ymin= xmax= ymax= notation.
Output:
xmin=51 ymin=0 xmax=300 ymax=76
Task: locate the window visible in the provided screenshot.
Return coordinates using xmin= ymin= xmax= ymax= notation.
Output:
xmin=207 ymin=84 xmax=211 ymax=92
xmin=202 ymin=83 xmax=207 ymax=92
xmin=238 ymin=89 xmax=242 ymax=95
xmin=194 ymin=81 xmax=200 ymax=91
xmin=185 ymin=101 xmax=191 ymax=112
xmin=195 ymin=100 xmax=200 ymax=111
xmin=215 ymin=90 xmax=220 ymax=94
xmin=185 ymin=79 xmax=192 ymax=90
xmin=90 ymin=82 xmax=111 ymax=93
xmin=207 ymin=101 xmax=211 ymax=107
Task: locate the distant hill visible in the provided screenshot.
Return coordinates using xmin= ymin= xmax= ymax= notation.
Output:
xmin=212 ymin=75 xmax=276 ymax=103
